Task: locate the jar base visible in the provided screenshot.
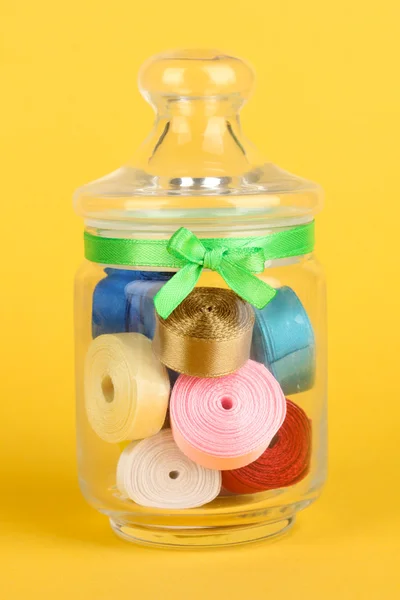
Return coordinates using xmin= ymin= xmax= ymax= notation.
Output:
xmin=109 ymin=516 xmax=295 ymax=548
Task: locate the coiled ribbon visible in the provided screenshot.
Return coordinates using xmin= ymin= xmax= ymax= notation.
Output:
xmin=84 ymin=221 xmax=314 ymax=318
xmin=116 ymin=429 xmax=221 ymax=509
xmin=251 ymin=286 xmax=315 ymax=394
xmin=170 ymin=359 xmax=287 ymax=470
xmin=222 ymin=399 xmax=312 ymax=493
xmin=84 ymin=333 xmax=170 ymax=443
xmin=153 ymin=287 xmax=255 ymax=378
xmin=92 ymin=269 xmax=173 ymax=338
xmin=125 ymin=279 xmax=167 ymax=339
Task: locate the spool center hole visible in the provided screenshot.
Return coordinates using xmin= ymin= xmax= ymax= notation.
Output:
xmin=169 ymin=470 xmax=179 ymax=480
xmin=203 ymin=305 xmax=214 ymax=313
xmin=221 ymin=397 xmax=233 ymax=410
xmin=101 ymin=375 xmax=115 ymax=403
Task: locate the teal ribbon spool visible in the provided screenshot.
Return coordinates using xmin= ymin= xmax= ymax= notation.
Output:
xmin=251 ymin=286 xmax=315 ymax=395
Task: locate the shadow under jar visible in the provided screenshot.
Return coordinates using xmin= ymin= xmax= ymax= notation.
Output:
xmin=73 ymin=49 xmax=327 ymax=548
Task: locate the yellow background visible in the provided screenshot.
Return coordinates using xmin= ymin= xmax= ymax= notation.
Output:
xmin=1 ymin=0 xmax=399 ymax=598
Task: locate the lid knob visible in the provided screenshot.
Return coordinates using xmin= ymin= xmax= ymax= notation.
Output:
xmin=138 ymin=49 xmax=254 ymax=104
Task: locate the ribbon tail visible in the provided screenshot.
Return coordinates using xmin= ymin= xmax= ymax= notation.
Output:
xmin=154 ymin=263 xmax=203 ymax=319
xmin=218 ymin=260 xmax=277 ymax=310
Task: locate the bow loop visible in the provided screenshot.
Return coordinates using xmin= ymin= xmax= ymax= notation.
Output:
xmin=166 ymin=227 xmax=205 ymax=264
xmin=154 ymin=227 xmax=277 ymax=319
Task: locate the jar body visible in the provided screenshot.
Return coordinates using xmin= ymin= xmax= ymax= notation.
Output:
xmin=75 ymin=241 xmax=327 ymax=547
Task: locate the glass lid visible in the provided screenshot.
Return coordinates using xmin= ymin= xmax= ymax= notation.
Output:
xmin=74 ymin=49 xmax=322 ymax=235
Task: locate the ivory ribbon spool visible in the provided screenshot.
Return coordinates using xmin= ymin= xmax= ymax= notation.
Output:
xmin=222 ymin=399 xmax=312 ymax=493
xmin=170 ymin=359 xmax=287 ymax=470
xmin=84 ymin=332 xmax=170 ymax=443
xmin=116 ymin=429 xmax=222 ymax=509
xmin=153 ymin=287 xmax=255 ymax=378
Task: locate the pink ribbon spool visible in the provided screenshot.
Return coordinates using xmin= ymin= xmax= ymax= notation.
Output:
xmin=170 ymin=359 xmax=287 ymax=470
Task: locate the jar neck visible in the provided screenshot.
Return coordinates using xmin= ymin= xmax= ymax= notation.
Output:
xmin=84 ymin=218 xmax=313 ymax=240
xmin=84 ymin=221 xmax=311 ymax=271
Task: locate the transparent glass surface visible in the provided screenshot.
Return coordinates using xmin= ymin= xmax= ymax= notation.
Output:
xmin=74 ymin=49 xmax=323 ymax=235
xmin=74 ymin=50 xmax=326 ymax=547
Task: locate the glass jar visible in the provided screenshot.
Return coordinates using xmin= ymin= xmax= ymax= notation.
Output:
xmin=73 ymin=49 xmax=327 ymax=548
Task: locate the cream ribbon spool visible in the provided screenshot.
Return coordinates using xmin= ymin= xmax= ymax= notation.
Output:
xmin=117 ymin=429 xmax=222 ymax=509
xmin=84 ymin=333 xmax=170 ymax=443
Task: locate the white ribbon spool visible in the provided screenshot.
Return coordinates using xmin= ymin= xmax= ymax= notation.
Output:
xmin=116 ymin=429 xmax=222 ymax=509
xmin=84 ymin=333 xmax=170 ymax=443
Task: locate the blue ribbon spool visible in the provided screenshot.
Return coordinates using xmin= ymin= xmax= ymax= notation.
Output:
xmin=251 ymin=286 xmax=315 ymax=394
xmin=92 ymin=268 xmax=173 ymax=338
xmin=125 ymin=280 xmax=168 ymax=339
xmin=124 ymin=278 xmax=180 ymax=387
xmin=92 ymin=268 xmax=178 ymax=387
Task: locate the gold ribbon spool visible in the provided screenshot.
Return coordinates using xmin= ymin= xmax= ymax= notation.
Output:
xmin=153 ymin=287 xmax=255 ymax=378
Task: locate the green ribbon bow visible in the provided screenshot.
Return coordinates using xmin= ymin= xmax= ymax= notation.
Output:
xmin=153 ymin=227 xmax=277 ymax=319
xmin=84 ymin=221 xmax=315 ymax=319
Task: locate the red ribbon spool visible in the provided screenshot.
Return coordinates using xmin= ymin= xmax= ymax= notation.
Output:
xmin=222 ymin=399 xmax=311 ymax=494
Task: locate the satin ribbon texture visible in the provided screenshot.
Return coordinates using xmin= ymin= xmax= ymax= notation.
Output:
xmin=92 ymin=268 xmax=173 ymax=338
xmin=251 ymin=286 xmax=316 ymax=395
xmin=84 ymin=221 xmax=315 ymax=319
xmin=84 ymin=333 xmax=170 ymax=443
xmin=153 ymin=228 xmax=276 ymax=318
xmin=153 ymin=287 xmax=255 ymax=378
xmin=125 ymin=279 xmax=167 ymax=339
xmin=125 ymin=279 xmax=180 ymax=387
xmin=170 ymin=360 xmax=287 ymax=470
xmin=222 ymin=399 xmax=312 ymax=493
xmin=117 ymin=430 xmax=221 ymax=509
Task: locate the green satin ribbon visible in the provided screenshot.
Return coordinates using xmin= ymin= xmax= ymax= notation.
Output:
xmin=84 ymin=221 xmax=314 ymax=318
